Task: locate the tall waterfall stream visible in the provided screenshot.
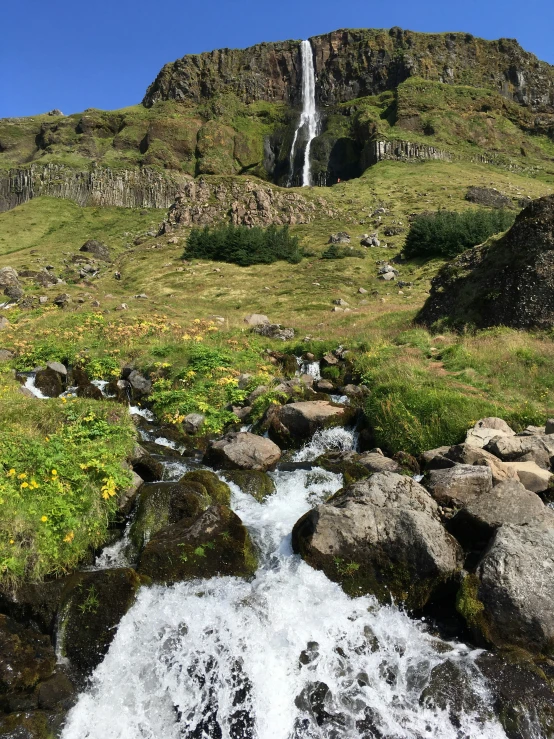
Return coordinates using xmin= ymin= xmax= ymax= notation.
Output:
xmin=59 ymin=422 xmax=511 ymax=739
xmin=288 ymin=39 xmax=319 ymax=187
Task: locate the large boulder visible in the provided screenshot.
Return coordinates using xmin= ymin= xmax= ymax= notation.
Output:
xmin=221 ymin=469 xmax=276 ymax=502
xmin=485 ymin=433 xmax=554 ymax=469
xmin=417 ymin=194 xmax=554 ymax=329
xmin=502 ymin=459 xmax=554 ymax=493
xmin=58 ymin=568 xmax=143 ymax=676
xmin=204 ymin=431 xmax=281 ymax=471
xmin=426 ymin=464 xmax=493 ymax=507
xmin=449 ymin=479 xmax=554 ymax=550
xmin=292 ymin=472 xmax=463 ymax=608
xmin=79 ymin=239 xmax=111 ymax=261
xmin=0 ymin=614 xmax=56 ymax=694
xmin=138 ymin=505 xmax=257 ymax=583
xmin=471 ymin=524 xmax=554 ymax=653
xmin=465 ymin=417 xmax=515 ymax=449
xmin=357 ymin=451 xmax=401 ymax=474
xmin=266 ymin=400 xmax=348 ymax=446
xmin=425 ymin=442 xmax=518 ymax=485
xmin=34 ymin=368 xmax=63 ymax=397
xmin=0 ymin=267 xmax=20 ymax=287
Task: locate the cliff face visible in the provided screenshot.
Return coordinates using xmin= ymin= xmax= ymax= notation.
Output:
xmin=144 ymin=27 xmax=554 ymax=113
xmin=0 ymin=164 xmax=186 ymax=213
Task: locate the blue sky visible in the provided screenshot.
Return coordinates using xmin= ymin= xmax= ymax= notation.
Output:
xmin=2 ymin=0 xmax=553 ymax=117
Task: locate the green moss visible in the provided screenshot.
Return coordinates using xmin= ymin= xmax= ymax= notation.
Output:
xmin=180 ymin=470 xmax=231 ymax=506
xmin=221 ymin=469 xmax=276 ymax=501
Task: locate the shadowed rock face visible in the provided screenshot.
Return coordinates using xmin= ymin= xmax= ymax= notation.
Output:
xmin=143 ymin=28 xmax=554 ymax=112
xmin=417 ymin=194 xmax=554 ymax=330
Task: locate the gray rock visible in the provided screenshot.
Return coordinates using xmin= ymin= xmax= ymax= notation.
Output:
xmin=357 ymin=452 xmax=401 ymax=474
xmin=0 ymin=317 xmax=9 ymax=330
xmin=4 ymin=285 xmax=24 ymax=301
xmin=80 ymin=239 xmax=111 ymax=261
xmin=204 ymin=431 xmax=281 ymax=471
xmin=449 ymin=480 xmax=554 ymax=549
xmin=428 ymin=443 xmax=519 ymax=485
xmin=0 ymin=267 xmax=19 ymax=287
xmin=315 ymin=379 xmax=335 ymax=393
xmin=485 ymin=433 xmax=554 ymax=469
xmin=465 ymin=417 xmax=515 ymax=448
xmin=243 ymin=313 xmax=269 ymax=326
xmin=184 ymin=413 xmax=205 ymax=434
xmin=340 ymin=384 xmax=370 ymax=399
xmin=502 ymin=460 xmax=553 ymax=493
xmin=53 ymin=293 xmax=71 ymax=307
xmin=545 ymin=418 xmax=554 ymax=435
xmin=333 ymin=299 xmax=349 ymax=306
xmin=358 ymin=287 xmax=368 ymax=294
xmin=252 ymin=323 xmax=294 ymax=341
xmin=477 ymin=524 xmax=554 ymax=652
xmin=426 ymin=464 xmax=493 ymax=507
xmin=46 ymin=361 xmax=67 ymax=377
xmin=246 ymin=385 xmax=268 ymax=404
xmin=328 ymin=232 xmax=351 ymax=244
xmin=267 ymin=400 xmax=347 ymax=442
xmin=380 ymin=272 xmax=395 ymax=281
xmin=292 ymin=472 xmax=462 ymax=608
xmin=0 ymin=349 xmax=14 ymax=361
xmin=237 ymin=373 xmax=253 ymax=389
xmin=127 ymin=370 xmax=152 ymax=397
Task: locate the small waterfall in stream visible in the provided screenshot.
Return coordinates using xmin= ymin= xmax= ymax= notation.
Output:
xmin=288 ymin=39 xmax=319 ymax=187
xmin=61 ymin=432 xmax=510 ymax=739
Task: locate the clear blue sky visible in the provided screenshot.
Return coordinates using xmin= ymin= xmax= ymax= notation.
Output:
xmin=2 ymin=0 xmax=553 ymax=118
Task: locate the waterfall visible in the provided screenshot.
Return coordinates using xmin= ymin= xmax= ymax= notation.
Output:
xmin=288 ymin=39 xmax=319 ymax=187
xmin=62 ymin=460 xmax=510 ymax=739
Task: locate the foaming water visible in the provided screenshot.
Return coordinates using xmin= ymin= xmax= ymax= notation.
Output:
xmin=288 ymin=40 xmax=319 ymax=187
xmin=293 ymin=427 xmax=357 ymax=462
xmin=61 ymin=467 xmax=507 ymax=739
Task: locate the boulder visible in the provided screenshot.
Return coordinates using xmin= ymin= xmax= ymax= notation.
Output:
xmin=34 ymin=368 xmax=63 ymax=397
xmin=76 ymin=383 xmax=104 ymax=400
xmin=0 ymin=266 xmax=20 ymax=287
xmin=204 ymin=431 xmax=281 ymax=471
xmin=292 ymin=472 xmax=462 ymax=608
xmin=465 ymin=417 xmax=515 ymax=448
xmin=59 ymin=568 xmax=142 ymax=676
xmin=35 ymin=270 xmax=58 ymax=287
xmin=183 ymin=412 xmax=205 ymax=434
xmin=117 ymin=470 xmax=143 ymax=515
xmin=426 ymin=464 xmax=493 ymax=507
xmin=503 ymin=460 xmax=554 ymax=493
xmin=252 ymin=323 xmax=294 ymax=340
xmin=267 ymin=401 xmax=347 ymax=445
xmin=449 ymin=480 xmax=554 ymax=550
xmin=485 ymin=433 xmax=554 ymax=469
xmin=36 ymin=671 xmax=75 ymax=710
xmin=426 ymin=443 xmax=519 ymax=485
xmin=4 ymin=284 xmax=24 ymax=301
xmin=79 ymin=239 xmax=111 ymax=261
xmin=475 ymin=524 xmax=554 ymax=653
xmin=0 ymin=614 xmax=56 ymax=693
xmin=179 ymin=470 xmax=231 ymax=506
xmin=222 ymin=469 xmax=276 ymax=502
xmin=357 ymin=451 xmax=401 ymax=474
xmin=243 ymin=314 xmax=270 ymax=326
xmin=0 ymin=349 xmax=14 ymax=361
xmin=45 ymin=361 xmax=67 ymax=377
xmin=315 ymin=379 xmax=335 ymax=393
xmin=127 ymin=369 xmax=152 ymax=397
xmin=53 ymin=293 xmax=71 ymax=308
xmin=138 ymin=505 xmax=257 ymax=583
xmin=417 ymin=194 xmax=554 ymax=329
xmin=0 ymin=316 xmax=9 ymax=330
xmin=465 ymin=186 xmax=512 ymax=209
xmin=328 ymin=232 xmax=350 ymax=244
xmin=0 ymin=580 xmax=66 ymax=636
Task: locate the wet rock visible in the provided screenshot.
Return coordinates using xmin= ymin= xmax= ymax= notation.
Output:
xmin=0 ymin=580 xmax=66 ymax=637
xmin=204 ymin=431 xmax=281 ymax=471
xmin=138 ymin=505 xmax=257 ymax=583
xmin=0 ymin=614 xmax=56 ymax=693
xmin=471 ymin=524 xmax=554 ymax=653
xmin=37 ymin=671 xmax=75 ymax=710
xmin=59 ymin=568 xmax=142 ymax=676
xmin=546 ymin=418 xmax=554 ymax=435
xmin=449 ymin=480 xmax=554 ymax=551
xmin=426 ymin=464 xmax=493 ymax=507
xmin=179 ymin=470 xmax=231 ymax=506
xmin=76 ymin=383 xmax=103 ymax=400
xmin=127 ymin=369 xmax=152 ymax=398
xmin=292 ymin=472 xmax=462 ymax=608
xmin=222 ymin=469 xmax=276 ymax=502
xmin=266 ymin=401 xmax=348 ymax=446
xmin=0 ymin=710 xmax=57 ymax=738
xmin=243 ymin=314 xmax=269 ymax=326
xmin=34 ymin=368 xmax=63 ymax=397
xmin=79 ymin=239 xmax=111 ymax=261
xmin=130 ymin=449 xmax=164 ymax=482
xmin=117 ymin=470 xmax=143 ymax=515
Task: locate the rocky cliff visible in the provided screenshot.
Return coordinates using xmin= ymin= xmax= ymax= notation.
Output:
xmin=0 ymin=164 xmax=186 ymax=213
xmin=144 ymin=28 xmax=554 ymax=113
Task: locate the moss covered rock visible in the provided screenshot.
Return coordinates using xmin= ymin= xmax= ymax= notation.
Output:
xmin=0 ymin=615 xmax=56 ymax=693
xmin=58 ymin=568 xmax=143 ymax=676
xmin=138 ymin=505 xmax=257 ymax=583
xmin=179 ymin=470 xmax=231 ymax=506
xmin=221 ymin=469 xmax=276 ymax=502
xmin=0 ymin=710 xmax=56 ymax=739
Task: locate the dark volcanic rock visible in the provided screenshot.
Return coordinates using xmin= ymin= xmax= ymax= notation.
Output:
xmin=417 ymin=195 xmax=554 ymax=329
xmin=465 ymin=186 xmax=513 ymax=209
xmin=79 ymin=239 xmax=111 ymax=261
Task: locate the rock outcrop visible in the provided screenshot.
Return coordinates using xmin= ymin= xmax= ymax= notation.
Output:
xmin=144 ymin=29 xmax=554 ymax=112
xmin=417 ymin=195 xmax=554 ymax=329
xmin=204 ymin=431 xmax=282 ymax=471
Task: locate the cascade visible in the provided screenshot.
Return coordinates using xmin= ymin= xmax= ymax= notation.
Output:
xmin=288 ymin=39 xmax=319 ymax=187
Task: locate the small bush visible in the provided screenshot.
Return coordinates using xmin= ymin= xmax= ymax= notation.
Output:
xmin=404 ymin=208 xmax=515 ymax=259
xmin=184 ymin=224 xmax=302 ymax=266
xmin=321 ymin=244 xmax=366 ymax=259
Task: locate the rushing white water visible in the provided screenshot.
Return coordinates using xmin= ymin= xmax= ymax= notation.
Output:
xmin=62 ymin=463 xmax=508 ymax=739
xmin=293 ymin=426 xmax=357 ymax=462
xmin=288 ymin=39 xmax=319 ymax=187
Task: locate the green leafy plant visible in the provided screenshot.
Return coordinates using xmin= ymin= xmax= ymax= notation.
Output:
xmin=184 ymin=224 xmax=302 ymax=266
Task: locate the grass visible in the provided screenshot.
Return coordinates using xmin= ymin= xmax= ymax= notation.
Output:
xmin=0 ymin=369 xmax=135 ymax=587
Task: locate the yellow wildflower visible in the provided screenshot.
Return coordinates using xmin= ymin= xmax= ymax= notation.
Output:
xmin=194 ymin=335 xmax=204 ymax=342
xmin=20 ymin=482 xmax=29 ymax=489
xmin=63 ymin=531 xmax=75 ymax=543
xmin=182 ymin=334 xmax=191 ymax=341
xmin=41 ymin=515 xmax=48 ymax=522
xmin=9 ymin=539 xmax=14 ymax=545
xmin=17 ymin=473 xmax=27 ymax=480
xmin=7 ymin=469 xmax=15 ymax=477
xmin=30 ymin=480 xmax=39 ymax=489
xmin=51 ymin=470 xmax=58 ymax=477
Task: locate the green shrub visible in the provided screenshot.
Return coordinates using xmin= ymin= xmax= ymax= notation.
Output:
xmin=184 ymin=224 xmax=302 ymax=266
xmin=321 ymin=244 xmax=366 ymax=260
xmin=404 ymin=208 xmax=515 ymax=259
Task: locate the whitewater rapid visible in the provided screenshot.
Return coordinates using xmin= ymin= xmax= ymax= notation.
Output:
xmin=61 ymin=429 xmax=508 ymax=739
